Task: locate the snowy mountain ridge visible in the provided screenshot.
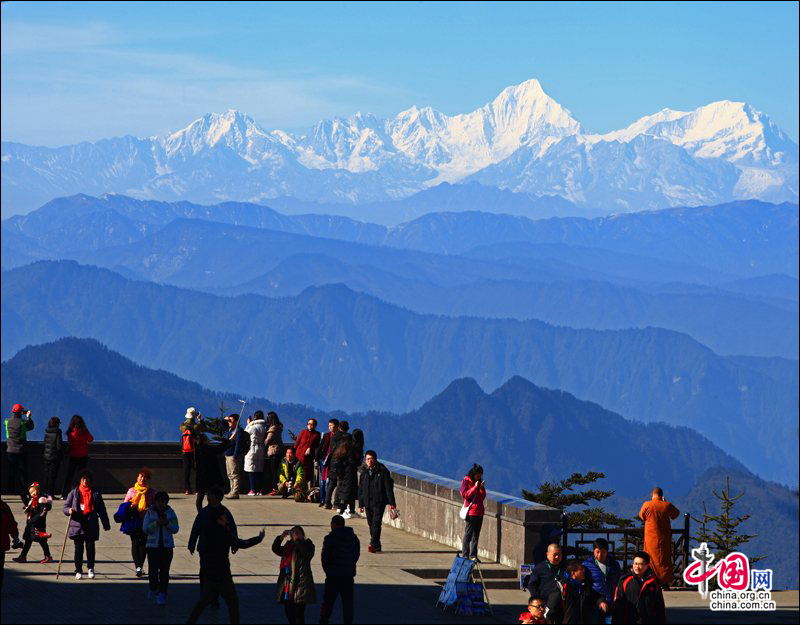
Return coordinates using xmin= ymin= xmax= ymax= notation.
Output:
xmin=1 ymin=78 xmax=797 ymax=217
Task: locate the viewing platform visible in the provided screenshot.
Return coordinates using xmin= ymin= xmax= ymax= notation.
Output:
xmin=2 ymin=443 xmax=798 ymax=623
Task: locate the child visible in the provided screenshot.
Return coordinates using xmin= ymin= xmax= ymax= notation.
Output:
xmin=519 ymin=596 xmax=547 ymax=624
xmin=12 ymin=482 xmax=53 ymax=564
xmin=143 ymin=491 xmax=179 ymax=605
xmin=561 ymin=561 xmax=606 ymax=624
xmin=63 ymin=470 xmax=110 ymax=579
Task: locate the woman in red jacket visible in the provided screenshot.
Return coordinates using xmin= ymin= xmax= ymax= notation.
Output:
xmin=460 ymin=463 xmax=486 ymax=561
xmin=61 ymin=415 xmax=94 ymax=499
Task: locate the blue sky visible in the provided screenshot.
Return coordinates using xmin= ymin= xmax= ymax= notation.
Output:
xmin=1 ymin=1 xmax=798 ymax=146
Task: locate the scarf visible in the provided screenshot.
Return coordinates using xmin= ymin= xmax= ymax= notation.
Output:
xmin=78 ymin=484 xmax=93 ymax=515
xmin=280 ymin=541 xmax=296 ymax=601
xmin=133 ymin=482 xmax=150 ymax=511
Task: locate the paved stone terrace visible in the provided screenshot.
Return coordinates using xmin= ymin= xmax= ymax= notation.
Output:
xmin=2 ymin=494 xmax=797 ymax=624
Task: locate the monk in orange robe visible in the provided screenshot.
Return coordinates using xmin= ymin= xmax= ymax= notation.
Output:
xmin=639 ymin=487 xmax=680 ymax=586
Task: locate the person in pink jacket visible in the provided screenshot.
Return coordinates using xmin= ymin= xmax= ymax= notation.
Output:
xmin=124 ymin=467 xmax=156 ymax=577
xmin=460 ymin=463 xmax=486 ymax=560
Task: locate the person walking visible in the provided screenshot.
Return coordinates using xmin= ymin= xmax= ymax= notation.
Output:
xmin=273 ymin=526 xmax=317 ymax=624
xmin=244 ymin=411 xmax=267 ymax=496
xmin=60 ymin=415 xmax=93 ymax=499
xmin=460 ymin=463 xmax=486 ymax=560
xmin=1 ymin=498 xmax=21 ymax=588
xmin=319 ymin=515 xmax=360 ymax=625
xmin=265 ymin=412 xmax=284 ymax=495
xmin=180 ymin=407 xmax=203 ymax=495
xmin=186 ymin=485 xmax=265 ymax=624
xmin=42 ymin=417 xmax=64 ymax=499
xmin=317 ymin=419 xmax=339 ymax=508
xmin=357 ymin=450 xmax=396 ymax=554
xmin=293 ymin=418 xmax=321 ymax=490
xmin=12 ymin=482 xmax=53 ymax=564
xmin=5 ymin=403 xmax=35 ymax=502
xmin=63 ymin=471 xmax=110 ymax=579
xmin=193 ymin=433 xmax=229 ymax=514
xmin=123 ymin=467 xmax=155 ymax=577
xmin=143 ymin=491 xmax=179 ymax=605
xmin=639 ymin=487 xmax=680 ymax=587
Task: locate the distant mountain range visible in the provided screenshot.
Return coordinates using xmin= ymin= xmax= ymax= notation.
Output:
xmin=2 ymin=79 xmax=797 ymax=217
xmin=3 ymin=195 xmax=798 ymax=359
xmin=2 ymin=337 xmax=796 ymax=588
xmin=2 ymin=261 xmax=797 ymax=484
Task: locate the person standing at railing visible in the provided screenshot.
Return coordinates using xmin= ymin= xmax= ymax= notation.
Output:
xmin=5 ymin=403 xmax=34 ymax=503
xmin=459 ymin=463 xmax=486 ymax=561
xmin=293 ymin=418 xmax=320 ymax=491
xmin=194 ymin=433 xmax=230 ymax=514
xmin=42 ymin=417 xmax=64 ymax=499
xmin=223 ymin=414 xmax=246 ymax=500
xmin=244 ymin=411 xmax=267 ymax=496
xmin=317 ymin=419 xmax=339 ymax=508
xmin=180 ymin=408 xmax=203 ymax=495
xmin=639 ymin=487 xmax=680 ymax=587
xmin=265 ymin=412 xmax=285 ymax=496
xmin=60 ymin=415 xmax=93 ymax=499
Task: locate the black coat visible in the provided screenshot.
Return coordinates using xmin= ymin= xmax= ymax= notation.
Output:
xmin=43 ymin=426 xmax=64 ymax=462
xmin=562 ymin=578 xmax=605 ymax=624
xmin=195 ymin=440 xmax=229 ymax=492
xmin=332 ymin=450 xmax=358 ymax=504
xmin=612 ymin=570 xmax=666 ymax=624
xmin=358 ymin=462 xmax=396 ymax=509
xmin=527 ymin=559 xmax=565 ymax=600
xmin=321 ymin=526 xmax=360 ymax=578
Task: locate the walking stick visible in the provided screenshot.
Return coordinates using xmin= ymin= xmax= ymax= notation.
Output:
xmin=56 ymin=510 xmax=72 ymax=579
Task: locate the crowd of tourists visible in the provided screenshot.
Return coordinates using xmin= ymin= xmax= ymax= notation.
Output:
xmin=4 ymin=403 xmax=680 ymax=623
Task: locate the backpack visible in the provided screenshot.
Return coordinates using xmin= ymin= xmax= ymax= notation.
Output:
xmin=237 ymin=427 xmax=251 ymax=458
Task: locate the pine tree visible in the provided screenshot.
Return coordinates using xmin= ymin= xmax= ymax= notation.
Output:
xmin=692 ymin=476 xmax=763 ymax=565
xmin=522 ymin=471 xmax=633 ymax=529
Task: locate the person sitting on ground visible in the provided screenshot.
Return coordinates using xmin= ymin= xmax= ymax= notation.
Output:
xmin=143 ymin=491 xmax=179 ymax=606
xmin=273 ymin=525 xmax=317 ymax=624
xmin=12 ymin=482 xmax=53 ymax=564
xmin=613 ymin=551 xmax=666 ymax=624
xmin=277 ymin=447 xmax=307 ymax=501
xmin=187 ymin=485 xmax=265 ymax=624
xmin=560 ymin=561 xmax=608 ymax=624
xmin=358 ymin=450 xmax=396 ymax=554
xmin=63 ymin=470 xmax=110 ymax=580
xmin=518 ymin=596 xmax=547 ymax=624
xmin=582 ymin=537 xmax=621 ymax=623
xmin=319 ymin=515 xmax=360 ymax=625
xmin=527 ymin=543 xmax=566 ymax=617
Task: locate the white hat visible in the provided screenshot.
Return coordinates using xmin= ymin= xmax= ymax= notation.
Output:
xmin=185 ymin=407 xmax=199 ymax=419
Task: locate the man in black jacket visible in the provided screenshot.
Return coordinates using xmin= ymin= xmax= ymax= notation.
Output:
xmin=319 ymin=515 xmax=360 ymax=624
xmin=357 ymin=450 xmax=396 ymax=553
xmin=527 ymin=543 xmax=566 ymax=617
xmin=613 ymin=551 xmax=666 ymax=624
xmin=186 ymin=486 xmax=264 ymax=624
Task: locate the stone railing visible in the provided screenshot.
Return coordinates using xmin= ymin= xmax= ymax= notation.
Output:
xmin=2 ymin=443 xmax=560 ymax=568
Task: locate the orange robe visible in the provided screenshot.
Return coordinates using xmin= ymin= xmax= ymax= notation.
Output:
xmin=639 ymin=499 xmax=680 ymax=585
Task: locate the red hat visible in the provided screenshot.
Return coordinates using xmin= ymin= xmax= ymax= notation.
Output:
xmin=12 ymin=403 xmax=24 ymax=413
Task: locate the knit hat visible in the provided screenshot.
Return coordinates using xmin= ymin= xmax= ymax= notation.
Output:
xmin=185 ymin=407 xmax=199 ymax=420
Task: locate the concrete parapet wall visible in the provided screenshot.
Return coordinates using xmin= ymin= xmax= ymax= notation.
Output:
xmin=1 ymin=444 xmax=560 ymax=567
xmin=382 ymin=461 xmax=561 ymax=568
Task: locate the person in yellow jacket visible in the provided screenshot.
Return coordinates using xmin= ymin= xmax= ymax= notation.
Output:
xmin=277 ymin=447 xmax=307 ymax=502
